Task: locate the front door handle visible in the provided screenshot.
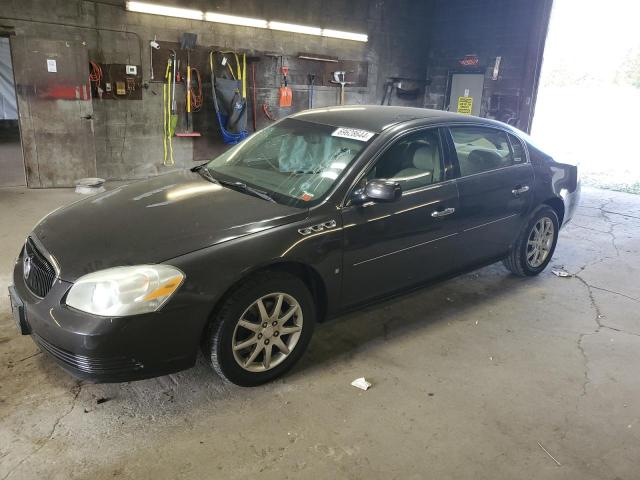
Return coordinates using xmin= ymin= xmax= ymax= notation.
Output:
xmin=512 ymin=185 xmax=530 ymax=196
xmin=431 ymin=207 xmax=455 ymax=218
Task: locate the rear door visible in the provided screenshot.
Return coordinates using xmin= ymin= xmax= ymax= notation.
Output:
xmin=11 ymin=37 xmax=96 ymax=187
xmin=340 ymin=127 xmax=461 ymax=307
xmin=446 ymin=125 xmax=534 ymax=265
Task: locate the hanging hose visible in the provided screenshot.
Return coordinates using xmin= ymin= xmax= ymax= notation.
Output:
xmin=89 ymin=61 xmax=103 ymax=98
xmin=262 ymin=102 xmax=276 ymax=121
xmin=188 ymin=67 xmax=203 ymax=112
xmin=89 ymin=61 xmax=103 ymax=84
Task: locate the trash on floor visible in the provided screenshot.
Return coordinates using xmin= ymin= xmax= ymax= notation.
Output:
xmin=75 ymin=177 xmax=106 ymax=195
xmin=351 ymin=377 xmax=372 ymax=391
xmin=537 ymin=441 xmax=562 ymax=466
xmin=552 ymin=269 xmax=572 ymax=277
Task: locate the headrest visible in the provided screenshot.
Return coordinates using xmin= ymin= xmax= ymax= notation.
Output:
xmin=413 ymin=145 xmax=436 ymax=170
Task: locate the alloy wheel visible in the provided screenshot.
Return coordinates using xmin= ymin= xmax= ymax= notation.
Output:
xmin=526 ymin=217 xmax=554 ymax=268
xmin=232 ymin=293 xmax=303 ymax=372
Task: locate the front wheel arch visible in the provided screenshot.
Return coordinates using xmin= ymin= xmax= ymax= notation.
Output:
xmin=200 ymin=261 xmax=328 ymax=345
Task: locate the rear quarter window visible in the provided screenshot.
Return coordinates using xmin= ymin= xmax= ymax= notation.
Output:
xmin=508 ymin=133 xmax=527 ymax=164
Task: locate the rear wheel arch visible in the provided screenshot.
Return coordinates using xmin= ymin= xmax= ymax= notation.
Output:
xmin=543 ymin=197 xmax=565 ymax=226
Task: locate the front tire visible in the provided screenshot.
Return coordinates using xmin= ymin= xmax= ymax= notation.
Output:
xmin=503 ymin=205 xmax=559 ymax=277
xmin=204 ymin=271 xmax=316 ymax=386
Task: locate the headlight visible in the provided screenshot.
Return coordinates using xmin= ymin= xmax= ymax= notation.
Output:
xmin=65 ymin=265 xmax=184 ymax=316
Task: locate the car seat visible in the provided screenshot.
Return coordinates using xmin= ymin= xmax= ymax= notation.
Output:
xmin=392 ymin=144 xmax=440 ymax=189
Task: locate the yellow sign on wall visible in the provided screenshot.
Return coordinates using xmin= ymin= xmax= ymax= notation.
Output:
xmin=457 ymin=96 xmax=473 ymax=115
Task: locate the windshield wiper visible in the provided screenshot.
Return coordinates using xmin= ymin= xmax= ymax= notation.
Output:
xmin=193 ymin=164 xmax=219 ymax=184
xmin=193 ymin=164 xmax=276 ymax=203
xmin=217 ymin=179 xmax=277 ymax=203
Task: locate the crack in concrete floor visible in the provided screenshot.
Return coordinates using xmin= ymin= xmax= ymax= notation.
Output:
xmin=1 ymin=382 xmax=82 ymax=480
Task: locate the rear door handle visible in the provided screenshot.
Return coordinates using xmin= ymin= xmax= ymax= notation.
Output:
xmin=431 ymin=207 xmax=455 ymax=218
xmin=512 ymin=185 xmax=530 ymax=196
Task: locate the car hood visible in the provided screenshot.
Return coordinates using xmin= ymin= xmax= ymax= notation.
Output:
xmin=33 ymin=170 xmax=307 ymax=281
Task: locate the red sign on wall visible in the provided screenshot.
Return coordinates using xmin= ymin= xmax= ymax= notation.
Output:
xmin=459 ymin=54 xmax=479 ymax=66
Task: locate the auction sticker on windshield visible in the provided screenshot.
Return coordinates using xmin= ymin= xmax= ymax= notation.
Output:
xmin=331 ymin=127 xmax=375 ymax=142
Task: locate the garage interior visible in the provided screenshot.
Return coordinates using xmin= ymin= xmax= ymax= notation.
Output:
xmin=1 ymin=1 xmax=639 ymax=479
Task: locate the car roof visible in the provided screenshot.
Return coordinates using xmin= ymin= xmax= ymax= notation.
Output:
xmin=289 ymin=105 xmax=506 ymax=133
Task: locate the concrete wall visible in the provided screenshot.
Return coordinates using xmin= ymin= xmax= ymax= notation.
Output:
xmin=1 ymin=0 xmax=432 ymax=183
xmin=0 ymin=0 xmax=550 ymax=184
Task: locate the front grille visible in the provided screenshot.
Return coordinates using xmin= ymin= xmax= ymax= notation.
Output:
xmin=33 ymin=334 xmax=144 ymax=375
xmin=23 ymin=238 xmax=56 ymax=297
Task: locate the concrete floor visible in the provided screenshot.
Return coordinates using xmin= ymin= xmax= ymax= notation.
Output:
xmin=1 ymin=185 xmax=639 ymax=479
xmin=0 ymin=126 xmax=26 ymax=187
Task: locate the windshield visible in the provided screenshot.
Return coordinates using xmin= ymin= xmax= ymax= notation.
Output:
xmin=206 ymin=118 xmax=375 ymax=207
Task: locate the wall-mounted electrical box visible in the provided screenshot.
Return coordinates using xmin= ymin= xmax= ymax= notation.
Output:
xmin=88 ymin=63 xmax=142 ymax=100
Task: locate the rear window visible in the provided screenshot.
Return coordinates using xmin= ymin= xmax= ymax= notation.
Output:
xmin=450 ymin=126 xmax=514 ymax=176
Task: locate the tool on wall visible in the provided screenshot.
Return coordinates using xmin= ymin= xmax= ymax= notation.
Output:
xmin=176 ymin=33 xmax=201 ymax=137
xmin=247 ymin=56 xmax=261 ymax=132
xmin=262 ymin=102 xmax=276 ymax=121
xmin=308 ymin=74 xmax=316 ymax=109
xmin=209 ymin=50 xmax=248 ymax=144
xmin=278 ymin=57 xmax=292 ymax=108
xmin=381 ymin=77 xmax=427 ymax=105
xmin=89 ymin=61 xmax=103 ymax=99
xmin=162 ymin=52 xmax=177 ymax=166
xmin=381 ymin=80 xmax=395 ymax=105
xmin=331 ymin=71 xmax=354 ymax=105
xmin=149 ymin=36 xmax=160 ymax=80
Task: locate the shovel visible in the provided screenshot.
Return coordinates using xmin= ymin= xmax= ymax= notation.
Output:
xmin=279 ymin=60 xmax=292 ymax=108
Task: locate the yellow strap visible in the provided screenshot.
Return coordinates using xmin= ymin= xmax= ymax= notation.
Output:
xmin=242 ymin=53 xmax=246 ymax=99
xmin=162 ymin=60 xmax=171 ymax=165
xmin=164 ymin=58 xmax=174 ymax=166
xmin=162 ymin=81 xmax=167 ymax=165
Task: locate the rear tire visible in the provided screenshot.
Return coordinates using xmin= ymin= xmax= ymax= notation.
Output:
xmin=204 ymin=271 xmax=316 ymax=387
xmin=503 ymin=205 xmax=559 ymax=277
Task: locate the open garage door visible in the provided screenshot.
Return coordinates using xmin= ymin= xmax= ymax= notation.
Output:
xmin=11 ymin=37 xmax=96 ymax=188
xmin=533 ymin=0 xmax=640 ymax=193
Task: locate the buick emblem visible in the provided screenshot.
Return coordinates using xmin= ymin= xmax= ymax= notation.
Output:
xmin=23 ymin=255 xmax=32 ymax=280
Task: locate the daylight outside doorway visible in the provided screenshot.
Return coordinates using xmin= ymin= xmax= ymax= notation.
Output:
xmin=533 ymin=0 xmax=640 ymax=194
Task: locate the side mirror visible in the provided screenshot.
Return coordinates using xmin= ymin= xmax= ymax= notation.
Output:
xmin=352 ymin=180 xmax=402 ymax=204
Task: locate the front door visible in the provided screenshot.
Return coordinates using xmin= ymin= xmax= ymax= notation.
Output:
xmin=340 ymin=128 xmax=461 ymax=307
xmin=446 ymin=126 xmax=534 ymax=265
xmin=11 ymin=37 xmax=96 ymax=187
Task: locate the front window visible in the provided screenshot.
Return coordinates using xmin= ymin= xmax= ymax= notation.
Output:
xmin=364 ymin=128 xmax=444 ymax=191
xmin=207 ymin=118 xmax=374 ymax=207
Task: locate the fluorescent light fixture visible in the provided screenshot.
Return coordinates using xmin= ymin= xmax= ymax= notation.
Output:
xmin=268 ymin=21 xmax=322 ymax=36
xmin=205 ymin=12 xmax=268 ymax=28
xmin=322 ymin=29 xmax=368 ymax=42
xmin=126 ymin=1 xmax=203 ymax=20
xmin=125 ymin=3 xmax=368 ymax=42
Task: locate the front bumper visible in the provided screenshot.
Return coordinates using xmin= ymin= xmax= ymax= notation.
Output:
xmin=10 ymin=257 xmax=210 ymax=383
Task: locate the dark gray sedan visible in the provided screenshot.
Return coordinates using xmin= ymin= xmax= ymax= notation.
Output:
xmin=9 ymin=106 xmax=580 ymax=386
